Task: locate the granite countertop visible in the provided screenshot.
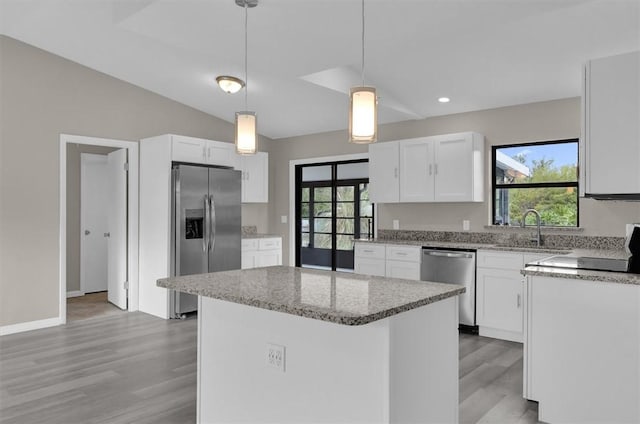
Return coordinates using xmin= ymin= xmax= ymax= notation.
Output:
xmin=521 ymin=248 xmax=639 ymax=285
xmin=354 ymin=238 xmax=573 ymax=255
xmin=242 ymin=234 xmax=282 ymax=239
xmin=157 ymin=266 xmax=465 ymax=326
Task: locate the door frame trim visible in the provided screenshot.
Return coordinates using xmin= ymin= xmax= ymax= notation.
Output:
xmin=59 ymin=134 xmax=139 ymax=325
xmin=288 ymin=153 xmax=369 ymax=267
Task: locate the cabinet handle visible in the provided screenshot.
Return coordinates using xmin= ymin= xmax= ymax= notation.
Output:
xmin=394 ymin=167 xmax=398 ymax=178
xmin=429 ymin=164 xmax=433 ymax=175
xmin=517 ymin=294 xmax=521 ymax=308
xmin=363 ymin=249 xmax=374 ymax=253
xmin=202 ymin=146 xmax=206 ymax=159
xmin=434 ymin=163 xmax=438 ymax=175
xmin=246 ymin=171 xmax=250 ymax=180
xmin=396 ymin=252 xmax=407 ymax=256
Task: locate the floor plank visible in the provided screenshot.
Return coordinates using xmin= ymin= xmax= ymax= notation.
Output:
xmin=1 ymin=314 xmax=540 ymax=423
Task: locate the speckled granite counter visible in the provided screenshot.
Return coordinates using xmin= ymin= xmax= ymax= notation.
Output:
xmin=522 ymin=248 xmax=638 ymax=285
xmin=355 ymin=238 xmax=574 ymax=255
xmin=241 ymin=233 xmax=282 ymax=239
xmin=157 ymin=265 xmax=465 ymax=325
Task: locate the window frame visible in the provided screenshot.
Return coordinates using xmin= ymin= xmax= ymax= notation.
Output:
xmin=491 ymin=138 xmax=580 ymax=227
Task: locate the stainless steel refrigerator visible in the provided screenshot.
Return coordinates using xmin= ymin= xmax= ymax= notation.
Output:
xmin=170 ymin=164 xmax=241 ymax=318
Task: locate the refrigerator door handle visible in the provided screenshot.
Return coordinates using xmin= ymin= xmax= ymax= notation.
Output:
xmin=203 ymin=195 xmax=209 ymax=253
xmin=209 ymin=194 xmax=216 ymax=253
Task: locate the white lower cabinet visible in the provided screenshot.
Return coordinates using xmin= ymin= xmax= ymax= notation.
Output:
xmin=476 ymin=250 xmax=550 ymax=343
xmin=354 ymin=243 xmax=421 ymax=281
xmin=241 ymin=237 xmax=282 ymax=269
xmin=354 ymin=243 xmax=386 ymax=277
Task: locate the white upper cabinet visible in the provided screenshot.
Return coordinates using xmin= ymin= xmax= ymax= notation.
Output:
xmin=171 ymin=135 xmax=235 ymax=168
xmin=239 ymin=152 xmax=269 ymax=203
xmin=433 ymin=132 xmax=484 ymax=202
xmin=370 ymin=132 xmax=484 ymax=203
xmin=583 ymin=51 xmax=640 ymax=196
xmin=399 ymin=138 xmax=434 ymax=202
xmin=368 ymin=141 xmax=400 ymax=203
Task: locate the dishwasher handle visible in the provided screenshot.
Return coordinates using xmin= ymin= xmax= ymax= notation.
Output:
xmin=423 ymin=250 xmax=473 ymax=259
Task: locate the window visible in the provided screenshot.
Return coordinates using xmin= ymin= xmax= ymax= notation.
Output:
xmin=492 ymin=139 xmax=579 ymax=227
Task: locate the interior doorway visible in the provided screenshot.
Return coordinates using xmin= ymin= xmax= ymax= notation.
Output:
xmin=59 ymin=134 xmax=139 ymax=325
xmin=294 ymin=160 xmax=373 ymax=271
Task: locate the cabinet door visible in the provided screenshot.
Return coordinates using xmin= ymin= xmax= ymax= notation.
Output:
xmin=172 ymin=135 xmax=206 ymax=164
xmin=354 ymin=257 xmax=385 ymax=277
xmin=433 ymin=134 xmax=472 ymax=202
xmin=476 ymin=268 xmax=524 ymax=341
xmin=255 ymin=251 xmax=282 ymax=267
xmin=368 ymin=141 xmax=400 ymax=203
xmin=385 ymin=260 xmax=420 ymax=280
xmin=206 ymin=141 xmax=236 ymax=168
xmin=240 ymin=152 xmax=269 ymax=203
xmin=241 ymin=252 xmax=257 ymax=269
xmin=399 ymin=138 xmax=434 ymax=202
xmin=586 ymin=51 xmax=640 ymax=195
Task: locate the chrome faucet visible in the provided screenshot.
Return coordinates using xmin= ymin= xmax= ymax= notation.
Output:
xmin=521 ymin=209 xmax=542 ymax=246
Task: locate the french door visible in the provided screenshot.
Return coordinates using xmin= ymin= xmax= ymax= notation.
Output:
xmin=295 ymin=160 xmax=373 ymax=271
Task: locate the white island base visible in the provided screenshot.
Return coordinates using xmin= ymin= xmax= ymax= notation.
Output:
xmin=197 ymin=296 xmax=459 ymax=424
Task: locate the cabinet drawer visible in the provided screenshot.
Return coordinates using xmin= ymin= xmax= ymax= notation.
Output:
xmin=354 ymin=257 xmax=385 ymax=277
xmin=242 ymin=239 xmax=259 ymax=251
xmin=385 ymin=245 xmax=421 ymax=262
xmin=354 ymin=243 xmax=386 ymax=260
xmin=386 ymin=260 xmax=421 ymax=280
xmin=258 ymin=238 xmax=281 ymax=251
xmin=477 ymin=250 xmax=524 ymax=270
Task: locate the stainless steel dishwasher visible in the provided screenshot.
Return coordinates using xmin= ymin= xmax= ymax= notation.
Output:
xmin=421 ymin=247 xmax=476 ymax=330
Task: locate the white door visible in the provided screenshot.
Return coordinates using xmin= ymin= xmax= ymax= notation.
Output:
xmin=80 ymin=154 xmax=109 ymax=293
xmin=107 ymin=149 xmax=128 ymax=310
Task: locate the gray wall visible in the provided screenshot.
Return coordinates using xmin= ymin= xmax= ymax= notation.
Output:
xmin=269 ymin=97 xmax=640 ymax=265
xmin=0 ymin=36 xmax=270 ymax=327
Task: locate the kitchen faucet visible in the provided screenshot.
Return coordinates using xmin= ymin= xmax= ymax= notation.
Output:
xmin=521 ymin=209 xmax=542 ymax=246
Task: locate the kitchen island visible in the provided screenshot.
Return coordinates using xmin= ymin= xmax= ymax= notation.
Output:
xmin=158 ymin=266 xmax=465 ymax=424
xmin=522 ymin=261 xmax=640 ymax=424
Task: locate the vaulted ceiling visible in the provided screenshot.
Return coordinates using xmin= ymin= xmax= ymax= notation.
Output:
xmin=1 ymin=0 xmax=639 ymax=139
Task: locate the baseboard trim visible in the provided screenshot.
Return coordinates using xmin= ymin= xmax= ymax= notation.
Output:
xmin=479 ymin=326 xmax=523 ymax=343
xmin=0 ymin=317 xmax=62 ymax=336
xmin=66 ymin=290 xmax=84 ymax=298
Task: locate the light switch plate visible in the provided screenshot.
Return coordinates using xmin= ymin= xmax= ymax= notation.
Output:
xmin=281 ymin=215 xmax=288 ymax=224
xmin=463 ymin=220 xmax=470 ymax=231
xmin=392 ymin=219 xmax=400 ymax=230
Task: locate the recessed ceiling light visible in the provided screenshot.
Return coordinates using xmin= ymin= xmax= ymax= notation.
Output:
xmin=438 ymin=97 xmax=450 ymax=103
xmin=216 ymin=76 xmax=245 ymax=94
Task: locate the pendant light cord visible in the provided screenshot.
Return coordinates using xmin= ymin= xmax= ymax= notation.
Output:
xmin=244 ymin=1 xmax=248 ymax=110
xmin=361 ymin=0 xmax=365 ymax=86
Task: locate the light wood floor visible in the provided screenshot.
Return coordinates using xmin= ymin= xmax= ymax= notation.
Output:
xmin=0 ymin=313 xmax=539 ymax=423
xmin=67 ymin=292 xmax=126 ymax=322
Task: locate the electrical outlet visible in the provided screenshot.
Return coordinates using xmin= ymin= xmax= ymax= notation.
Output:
xmin=392 ymin=219 xmax=400 ymax=230
xmin=281 ymin=215 xmax=288 ymax=224
xmin=463 ymin=220 xmax=470 ymax=231
xmin=266 ymin=343 xmax=285 ymax=372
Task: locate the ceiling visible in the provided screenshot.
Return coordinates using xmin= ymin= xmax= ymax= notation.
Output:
xmin=1 ymin=0 xmax=639 ymax=140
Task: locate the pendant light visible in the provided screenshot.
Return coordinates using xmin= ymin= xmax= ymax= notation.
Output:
xmin=349 ymin=0 xmax=377 ymax=144
xmin=235 ymin=0 xmax=258 ymax=155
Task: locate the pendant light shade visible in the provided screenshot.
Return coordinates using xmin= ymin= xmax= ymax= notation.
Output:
xmin=349 ymin=86 xmax=377 ymax=143
xmin=349 ymin=0 xmax=377 ymax=144
xmin=235 ymin=111 xmax=257 ymax=155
